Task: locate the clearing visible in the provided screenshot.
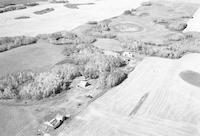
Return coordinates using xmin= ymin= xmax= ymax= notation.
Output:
xmin=0 ymin=40 xmax=65 ymax=77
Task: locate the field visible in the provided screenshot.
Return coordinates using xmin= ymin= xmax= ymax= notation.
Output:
xmin=0 ymin=0 xmax=148 ymax=37
xmin=0 ymin=40 xmax=65 ymax=77
xmin=0 ymin=0 xmax=47 ymax=4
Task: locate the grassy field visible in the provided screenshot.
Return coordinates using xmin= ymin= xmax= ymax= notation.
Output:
xmin=0 ymin=40 xmax=65 ymax=77
xmin=0 ymin=0 xmax=47 ymax=4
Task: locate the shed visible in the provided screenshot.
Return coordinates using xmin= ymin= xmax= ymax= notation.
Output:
xmin=122 ymin=51 xmax=134 ymax=58
xmin=77 ymin=81 xmax=90 ymax=88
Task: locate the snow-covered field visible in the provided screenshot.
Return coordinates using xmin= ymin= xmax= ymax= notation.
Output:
xmin=184 ymin=7 xmax=200 ymax=32
xmin=0 ymin=0 xmax=148 ymax=37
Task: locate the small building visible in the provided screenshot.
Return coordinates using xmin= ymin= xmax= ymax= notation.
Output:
xmin=77 ymin=81 xmax=90 ymax=88
xmin=122 ymin=51 xmax=134 ymax=58
xmin=44 ymin=114 xmax=66 ymax=129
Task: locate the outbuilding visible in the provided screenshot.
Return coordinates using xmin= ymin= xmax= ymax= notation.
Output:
xmin=77 ymin=81 xmax=90 ymax=88
xmin=122 ymin=51 xmax=134 ymax=58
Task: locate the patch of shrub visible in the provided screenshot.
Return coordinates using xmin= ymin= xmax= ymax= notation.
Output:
xmin=15 ymin=5 xmax=26 ymax=10
xmin=64 ymin=4 xmax=79 ymax=9
xmin=87 ymin=21 xmax=98 ymax=25
xmin=85 ymin=54 xmax=126 ymax=72
xmin=0 ymin=36 xmax=37 ymax=52
xmin=44 ymin=31 xmax=96 ymax=45
xmin=123 ymin=10 xmax=132 ymax=15
xmin=24 ymin=2 xmax=39 ymax=7
xmin=64 ymin=3 xmax=94 ymax=9
xmin=91 ymin=31 xmax=116 ymax=39
xmin=34 ymin=8 xmax=54 ymax=15
xmin=51 ymin=64 xmax=82 ymax=81
xmin=141 ymin=1 xmax=152 ymax=6
xmin=119 ymin=34 xmax=200 ymax=59
xmin=0 ymin=4 xmax=27 ymax=14
xmin=15 ymin=16 xmax=30 ymax=20
xmin=63 ymin=43 xmax=126 ymax=80
xmin=84 ymin=21 xmax=117 ymax=39
xmin=0 ymin=72 xmax=36 ymax=99
xmin=21 ymin=64 xmax=81 ymax=99
xmin=180 ymin=15 xmax=193 ymax=19
xmin=167 ymin=33 xmax=185 ymax=41
xmin=20 ymin=72 xmax=63 ymax=99
xmin=153 ymin=18 xmax=169 ymax=24
xmin=138 ymin=12 xmax=149 ymax=17
xmin=49 ymin=0 xmax=69 ymax=3
xmin=166 ymin=22 xmax=187 ymax=31
xmin=0 ymin=64 xmax=82 ymax=100
xmin=106 ymin=69 xmax=127 ymax=88
xmin=3 ymin=6 xmax=16 ymax=12
xmin=82 ymin=64 xmax=99 ymax=79
xmin=97 ymin=69 xmax=127 ymax=88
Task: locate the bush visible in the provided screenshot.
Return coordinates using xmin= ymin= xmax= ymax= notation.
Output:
xmin=46 ymin=31 xmax=96 ymax=45
xmin=87 ymin=21 xmax=98 ymax=25
xmin=153 ymin=18 xmax=169 ymax=24
xmin=167 ymin=33 xmax=185 ymax=41
xmin=97 ymin=69 xmax=127 ymax=88
xmin=84 ymin=21 xmax=117 ymax=39
xmin=49 ymin=0 xmax=68 ymax=3
xmin=34 ymin=8 xmax=54 ymax=15
xmin=0 ymin=64 xmax=82 ymax=100
xmin=20 ymin=72 xmax=63 ymax=99
xmin=166 ymin=22 xmax=187 ymax=31
xmin=24 ymin=3 xmax=39 ymax=7
xmin=69 ymin=46 xmax=126 ymax=72
xmin=0 ymin=44 xmax=8 ymax=52
xmin=0 ymin=36 xmax=37 ymax=52
xmin=123 ymin=10 xmax=132 ymax=15
xmin=3 ymin=6 xmax=16 ymax=12
xmin=20 ymin=64 xmax=81 ymax=99
xmin=141 ymin=1 xmax=152 ymax=6
xmin=51 ymin=64 xmax=81 ymax=81
xmin=0 ymin=4 xmax=27 ymax=14
xmin=15 ymin=5 xmax=27 ymax=10
xmin=106 ymin=69 xmax=127 ymax=88
xmin=0 ymin=72 xmax=36 ymax=99
xmin=15 ymin=16 xmax=30 ymax=20
xmin=64 ymin=4 xmax=79 ymax=9
xmin=63 ymin=43 xmax=126 ymax=81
